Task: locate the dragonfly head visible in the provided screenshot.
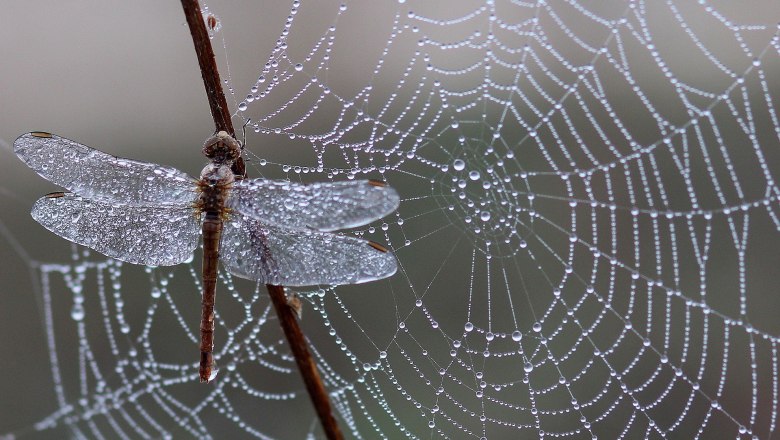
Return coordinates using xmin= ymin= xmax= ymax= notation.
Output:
xmin=202 ymin=131 xmax=241 ymax=165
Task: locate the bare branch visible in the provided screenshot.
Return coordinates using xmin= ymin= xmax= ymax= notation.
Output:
xmin=179 ymin=1 xmax=343 ymax=438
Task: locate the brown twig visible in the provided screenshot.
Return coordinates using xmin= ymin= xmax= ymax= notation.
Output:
xmin=267 ymin=285 xmax=344 ymax=438
xmin=180 ymin=0 xmax=246 ymax=179
xmin=180 ymin=1 xmax=344 ymax=438
xmin=180 ymin=0 xmax=232 ymax=134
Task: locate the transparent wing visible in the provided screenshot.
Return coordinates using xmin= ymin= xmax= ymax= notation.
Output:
xmin=32 ymin=193 xmax=200 ymax=266
xmin=220 ymin=216 xmax=397 ymax=286
xmin=14 ymin=132 xmax=197 ymax=205
xmin=229 ymin=179 xmax=400 ymax=231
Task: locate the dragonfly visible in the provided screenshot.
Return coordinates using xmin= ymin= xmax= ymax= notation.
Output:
xmin=14 ymin=131 xmax=399 ymax=383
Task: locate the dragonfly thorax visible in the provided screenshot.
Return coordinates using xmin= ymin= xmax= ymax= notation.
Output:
xmin=199 ymin=163 xmax=235 ymax=186
xmin=198 ymin=163 xmax=233 ymax=214
xmin=202 ymin=131 xmax=240 ymax=164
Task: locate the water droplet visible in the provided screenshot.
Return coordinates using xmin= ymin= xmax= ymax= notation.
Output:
xmin=238 ymin=102 xmax=248 ymax=111
xmin=512 ymin=331 xmax=522 ymax=341
xmin=464 ymin=322 xmax=474 ymax=332
xmin=468 ymin=170 xmax=480 ymax=181
xmin=532 ymin=322 xmax=542 ymax=332
xmin=71 ymin=304 xmax=85 ymax=321
xmin=294 ymin=63 xmax=303 ymax=71
xmin=453 ymin=159 xmax=465 ymax=171
xmin=480 ymin=211 xmax=491 ymax=221
xmin=524 ymin=362 xmax=533 ymax=373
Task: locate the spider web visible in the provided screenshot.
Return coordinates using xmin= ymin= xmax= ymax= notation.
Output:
xmin=2 ymin=0 xmax=780 ymax=438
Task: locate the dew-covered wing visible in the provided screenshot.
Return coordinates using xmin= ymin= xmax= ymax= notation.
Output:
xmin=32 ymin=193 xmax=200 ymax=266
xmin=14 ymin=132 xmax=197 ymax=205
xmin=220 ymin=216 xmax=397 ymax=286
xmin=229 ymin=179 xmax=400 ymax=231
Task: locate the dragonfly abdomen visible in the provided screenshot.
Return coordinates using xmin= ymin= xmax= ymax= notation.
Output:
xmin=197 ymin=165 xmax=232 ymax=383
xmin=200 ymin=210 xmax=223 ymax=383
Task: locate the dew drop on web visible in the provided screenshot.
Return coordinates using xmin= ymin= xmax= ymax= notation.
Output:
xmin=70 ymin=304 xmax=85 ymax=321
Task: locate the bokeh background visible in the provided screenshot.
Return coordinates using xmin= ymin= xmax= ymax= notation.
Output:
xmin=1 ymin=0 xmax=779 ymax=438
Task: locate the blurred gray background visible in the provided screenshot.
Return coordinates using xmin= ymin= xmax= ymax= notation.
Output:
xmin=1 ymin=0 xmax=779 ymax=438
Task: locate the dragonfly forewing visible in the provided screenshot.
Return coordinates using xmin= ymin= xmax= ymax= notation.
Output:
xmin=14 ymin=132 xmax=198 ymax=205
xmin=220 ymin=215 xmax=397 ymax=286
xmin=229 ymin=179 xmax=400 ymax=231
xmin=33 ymin=193 xmax=201 ymax=266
